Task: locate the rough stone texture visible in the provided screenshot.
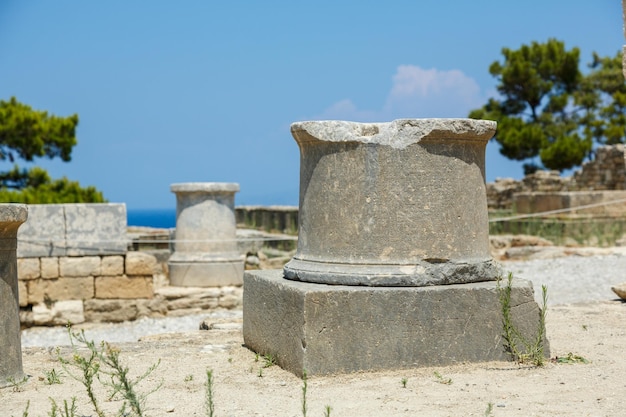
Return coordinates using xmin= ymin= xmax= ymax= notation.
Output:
xmin=85 ymin=297 xmax=167 ymax=322
xmin=40 ymin=257 xmax=59 ymax=279
xmin=612 ymin=282 xmax=626 ymax=299
xmin=101 ymin=255 xmax=124 ymax=276
xmin=154 ymin=286 xmax=243 ymax=312
xmin=284 ymin=119 xmax=499 ymax=286
xmin=27 ymin=277 xmax=94 ymax=304
xmin=168 ymin=261 xmax=244 ymax=287
xmin=18 ymin=280 xmax=27 ymax=307
xmin=17 ymin=258 xmax=40 ymax=280
xmin=168 ymin=182 xmax=244 ymax=287
xmin=32 ymin=300 xmax=85 ymax=326
xmin=487 ymin=145 xmax=626 ymax=210
xmin=156 ymin=286 xmax=221 ymax=310
xmin=140 ymin=297 xmax=169 ymax=317
xmin=18 ymin=203 xmax=128 ymax=257
xmin=59 ymin=256 xmax=101 ymax=277
xmin=95 ymin=275 xmax=153 ymax=299
xmin=490 ymin=235 xmax=554 ymax=261
xmin=573 ymin=144 xmax=626 ymax=191
xmin=243 ymin=270 xmax=548 ymax=376
xmin=0 ymin=203 xmax=28 ymax=387
xmin=514 ymin=191 xmax=626 ymax=216
xmin=84 ymin=299 xmax=140 ymax=322
xmin=236 ymin=205 xmax=299 ymax=235
xmin=218 ymin=286 xmax=243 ymax=309
xmin=17 ymin=204 xmax=65 ymax=257
xmin=125 ymin=251 xmax=158 ymax=275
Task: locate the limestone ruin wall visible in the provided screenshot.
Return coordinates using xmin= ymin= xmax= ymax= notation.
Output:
xmin=487 ymin=144 xmax=626 ymax=210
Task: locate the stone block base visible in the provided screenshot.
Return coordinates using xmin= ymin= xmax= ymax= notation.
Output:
xmin=168 ymin=260 xmax=243 ymax=287
xmin=243 ymin=270 xmax=548 ymax=377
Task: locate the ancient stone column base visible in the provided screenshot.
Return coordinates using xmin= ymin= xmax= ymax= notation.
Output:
xmin=284 ymin=257 xmax=502 ymax=286
xmin=168 ymin=254 xmax=243 ymax=287
xmin=243 ymin=270 xmax=549 ymax=377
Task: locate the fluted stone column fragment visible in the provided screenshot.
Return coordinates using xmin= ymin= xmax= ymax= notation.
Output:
xmin=284 ymin=119 xmax=500 ymax=286
xmin=168 ymin=183 xmax=243 ymax=287
xmin=0 ymin=204 xmax=28 ymax=387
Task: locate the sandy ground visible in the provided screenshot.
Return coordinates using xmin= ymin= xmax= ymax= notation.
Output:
xmin=1 ymin=299 xmax=624 ymax=417
xmin=5 ymin=246 xmax=626 ymax=417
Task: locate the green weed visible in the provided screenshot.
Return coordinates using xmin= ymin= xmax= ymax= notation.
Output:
xmin=205 ymin=369 xmax=215 ymax=417
xmin=498 ymin=272 xmax=548 ymax=366
xmin=262 ymin=353 xmax=276 ymax=368
xmin=57 ymin=325 xmax=161 ymax=417
xmin=6 ymin=376 xmax=28 ymax=392
xmin=48 ymin=397 xmax=78 ymax=417
xmin=43 ymin=368 xmax=63 ymax=385
xmin=302 ymin=369 xmax=308 ymax=417
xmin=433 ymin=371 xmax=452 ymax=385
xmin=553 ymin=352 xmax=589 ymax=364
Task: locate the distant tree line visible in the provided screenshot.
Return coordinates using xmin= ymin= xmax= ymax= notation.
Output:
xmin=470 ymin=38 xmax=626 ymax=174
xmin=0 ymin=97 xmax=105 ymax=203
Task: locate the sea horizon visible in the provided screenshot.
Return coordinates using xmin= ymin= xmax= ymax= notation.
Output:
xmin=127 ymin=208 xmax=176 ymax=228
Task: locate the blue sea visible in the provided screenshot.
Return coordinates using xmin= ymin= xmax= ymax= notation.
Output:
xmin=127 ymin=208 xmax=177 ymax=228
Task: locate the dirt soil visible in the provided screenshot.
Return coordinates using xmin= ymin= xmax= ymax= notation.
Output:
xmin=2 ymin=299 xmax=626 ymax=417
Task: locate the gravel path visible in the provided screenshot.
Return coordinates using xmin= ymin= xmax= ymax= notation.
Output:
xmin=502 ymin=253 xmax=626 ymax=306
xmin=21 ymin=253 xmax=626 ymax=348
xmin=21 ymin=310 xmax=242 ymax=348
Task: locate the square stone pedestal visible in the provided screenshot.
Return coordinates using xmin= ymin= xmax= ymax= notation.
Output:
xmin=168 ymin=260 xmax=244 ymax=287
xmin=243 ymin=270 xmax=548 ymax=377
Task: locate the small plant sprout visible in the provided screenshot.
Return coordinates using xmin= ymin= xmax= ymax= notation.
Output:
xmin=43 ymin=368 xmax=64 ymax=385
xmin=184 ymin=374 xmax=194 ymax=382
xmin=401 ymin=377 xmax=408 ymax=388
xmin=582 ymin=324 xmax=588 ymax=331
xmin=20 ymin=401 xmax=31 ymax=417
xmin=324 ymin=405 xmax=332 ymax=417
xmin=301 ymin=369 xmax=308 ymax=417
xmin=7 ymin=375 xmax=28 ymax=392
xmin=262 ymin=353 xmax=276 ymax=368
xmin=484 ymin=402 xmax=494 ymax=416
xmin=204 ymin=369 xmax=216 ymax=417
xmin=257 ymin=368 xmax=263 ymax=378
xmin=48 ymin=397 xmax=78 ymax=417
xmin=433 ymin=371 xmax=452 ymax=385
xmin=553 ymin=352 xmax=590 ymax=364
xmin=254 ymin=353 xmax=259 ymax=362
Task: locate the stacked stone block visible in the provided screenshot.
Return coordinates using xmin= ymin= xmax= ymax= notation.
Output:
xmin=18 ymin=252 xmax=157 ymax=326
xmin=235 ymin=205 xmax=299 ymax=235
xmin=17 ymin=251 xmax=243 ymax=325
xmin=487 ymin=144 xmax=626 ymax=210
xmin=573 ymin=145 xmax=626 ymax=191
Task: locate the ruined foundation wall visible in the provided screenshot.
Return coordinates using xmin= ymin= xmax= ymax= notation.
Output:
xmin=17 ymin=203 xmax=243 ymax=327
xmin=488 ymin=145 xmax=626 ymax=210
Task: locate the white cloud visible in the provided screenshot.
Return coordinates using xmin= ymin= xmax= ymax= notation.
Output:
xmin=384 ymin=65 xmax=483 ymax=118
xmin=316 ymin=64 xmax=485 ymax=121
xmin=315 ymin=99 xmax=381 ymax=122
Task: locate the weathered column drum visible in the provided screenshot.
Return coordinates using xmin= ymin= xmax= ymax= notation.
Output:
xmin=0 ymin=204 xmax=28 ymax=387
xmin=168 ymin=183 xmax=243 ymax=287
xmin=283 ymin=119 xmax=500 ymax=286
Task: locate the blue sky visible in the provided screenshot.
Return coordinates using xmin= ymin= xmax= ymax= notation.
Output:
xmin=0 ymin=1 xmax=622 ymax=210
